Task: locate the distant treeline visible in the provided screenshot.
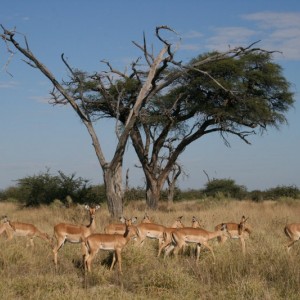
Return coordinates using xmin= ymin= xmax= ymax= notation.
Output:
xmin=0 ymin=170 xmax=299 ymax=206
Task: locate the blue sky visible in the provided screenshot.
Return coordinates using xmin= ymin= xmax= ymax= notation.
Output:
xmin=0 ymin=0 xmax=299 ymax=191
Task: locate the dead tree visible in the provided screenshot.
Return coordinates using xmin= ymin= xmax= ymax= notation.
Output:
xmin=0 ymin=25 xmax=180 ymax=217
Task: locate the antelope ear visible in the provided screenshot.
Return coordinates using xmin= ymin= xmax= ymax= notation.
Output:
xmin=241 ymin=216 xmax=249 ymax=224
xmin=178 ymin=216 xmax=183 ymax=220
xmin=119 ymin=216 xmax=126 ymax=223
xmin=84 ymin=204 xmax=90 ymax=210
xmin=132 ymin=217 xmax=138 ymax=223
xmin=95 ymin=205 xmax=100 ymax=210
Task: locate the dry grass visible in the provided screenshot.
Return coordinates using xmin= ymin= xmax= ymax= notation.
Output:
xmin=1 ymin=199 xmax=300 ymax=299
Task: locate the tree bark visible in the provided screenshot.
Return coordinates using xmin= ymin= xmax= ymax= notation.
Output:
xmin=146 ymin=183 xmax=159 ymax=209
xmin=145 ymin=176 xmax=164 ymax=209
xmin=167 ymin=181 xmax=175 ymax=206
xmin=103 ymin=164 xmax=123 ymax=218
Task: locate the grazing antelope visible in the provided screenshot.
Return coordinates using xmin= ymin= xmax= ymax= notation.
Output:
xmin=104 ymin=216 xmax=138 ymax=235
xmin=84 ymin=217 xmax=138 ymax=273
xmin=0 ymin=218 xmax=15 ymax=236
xmin=164 ymin=224 xmax=228 ymax=263
xmin=52 ymin=204 xmax=100 ymax=269
xmin=215 ymin=215 xmax=251 ymax=255
xmin=1 ymin=216 xmax=50 ymax=247
xmin=284 ymin=223 xmax=300 ymax=252
xmin=157 ymin=216 xmax=185 ymax=257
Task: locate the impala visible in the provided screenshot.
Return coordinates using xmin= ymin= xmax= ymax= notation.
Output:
xmin=284 ymin=223 xmax=300 ymax=252
xmin=164 ymin=223 xmax=228 ymax=263
xmin=137 ymin=216 xmax=184 ymax=245
xmin=0 ymin=218 xmax=15 ymax=236
xmin=104 ymin=212 xmax=152 ymax=235
xmin=215 ymin=215 xmax=251 ymax=255
xmin=157 ymin=216 xmax=185 ymax=257
xmin=1 ymin=216 xmax=50 ymax=247
xmin=84 ymin=217 xmax=138 ymax=273
xmin=104 ymin=216 xmax=138 ymax=235
xmin=52 ymin=204 xmax=100 ymax=269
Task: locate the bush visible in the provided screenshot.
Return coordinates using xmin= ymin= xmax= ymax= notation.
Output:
xmin=124 ymin=186 xmax=145 ymax=202
xmin=202 ymin=178 xmax=247 ymax=199
xmin=264 ymin=185 xmax=300 ymax=200
xmin=1 ymin=169 xmax=103 ymax=206
xmin=0 ymin=186 xmax=23 ymax=201
xmin=249 ymin=190 xmax=265 ymax=202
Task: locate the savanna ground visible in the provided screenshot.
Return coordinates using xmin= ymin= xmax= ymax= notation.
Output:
xmin=1 ymin=199 xmax=300 ymax=300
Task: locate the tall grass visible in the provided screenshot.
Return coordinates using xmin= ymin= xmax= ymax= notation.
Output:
xmin=1 ymin=200 xmax=300 ymax=299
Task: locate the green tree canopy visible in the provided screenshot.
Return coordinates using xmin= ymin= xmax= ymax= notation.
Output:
xmin=61 ymin=47 xmax=294 ymax=208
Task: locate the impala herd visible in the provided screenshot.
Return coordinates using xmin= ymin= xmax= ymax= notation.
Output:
xmin=0 ymin=204 xmax=300 ymax=274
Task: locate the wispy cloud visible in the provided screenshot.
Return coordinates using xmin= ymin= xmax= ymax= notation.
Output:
xmin=243 ymin=12 xmax=300 ymax=60
xmin=243 ymin=12 xmax=300 ymax=29
xmin=0 ymin=81 xmax=18 ymax=89
xmin=205 ymin=27 xmax=256 ymax=52
xmin=180 ymin=44 xmax=202 ymax=51
xmin=28 ymin=95 xmax=51 ymax=104
xmin=1 ymin=13 xmax=30 ymax=23
xmin=181 ymin=12 xmax=300 ymax=61
xmin=181 ymin=30 xmax=204 ymax=39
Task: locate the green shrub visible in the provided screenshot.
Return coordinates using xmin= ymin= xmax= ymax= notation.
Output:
xmin=202 ymin=178 xmax=247 ymax=199
xmin=1 ymin=169 xmax=103 ymax=206
xmin=265 ymin=185 xmax=300 ymax=200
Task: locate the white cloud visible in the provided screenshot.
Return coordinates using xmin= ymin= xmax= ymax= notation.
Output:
xmin=180 ymin=44 xmax=202 ymax=51
xmin=243 ymin=12 xmax=300 ymax=29
xmin=28 ymin=95 xmax=51 ymax=104
xmin=205 ymin=27 xmax=257 ymax=52
xmin=198 ymin=12 xmax=300 ymax=61
xmin=182 ymin=30 xmax=204 ymax=39
xmin=0 ymin=81 xmax=18 ymax=89
xmin=242 ymin=12 xmax=300 ymax=60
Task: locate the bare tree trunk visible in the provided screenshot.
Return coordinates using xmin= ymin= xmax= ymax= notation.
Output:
xmin=0 ymin=26 xmax=177 ymax=217
xmin=167 ymin=180 xmax=176 ymax=207
xmin=103 ymin=164 xmax=123 ymax=218
xmin=145 ymin=177 xmax=163 ymax=209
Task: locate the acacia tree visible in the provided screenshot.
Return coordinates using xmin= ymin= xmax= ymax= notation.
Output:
xmin=1 ymin=25 xmax=294 ymax=212
xmin=78 ymin=38 xmax=294 ymax=209
xmin=0 ymin=25 xmax=180 ymax=217
xmin=128 ymin=49 xmax=294 ymax=208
